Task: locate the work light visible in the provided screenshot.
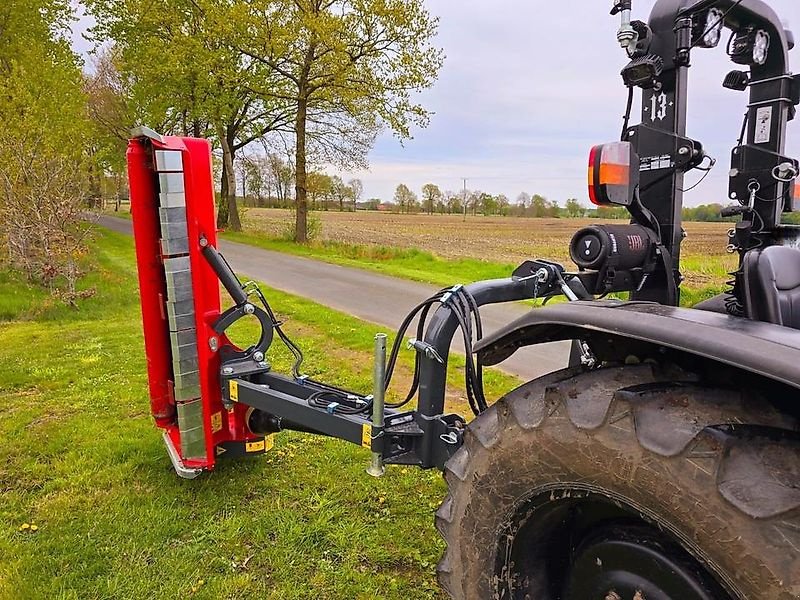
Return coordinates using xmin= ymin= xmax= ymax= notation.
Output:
xmin=731 ymin=27 xmax=771 ymax=66
xmin=621 ymin=54 xmax=663 ymax=89
xmin=753 ymin=29 xmax=771 ymax=65
xmin=695 ymin=8 xmax=725 ymax=48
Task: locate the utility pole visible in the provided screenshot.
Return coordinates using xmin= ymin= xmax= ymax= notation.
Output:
xmin=462 ymin=178 xmax=468 ymax=222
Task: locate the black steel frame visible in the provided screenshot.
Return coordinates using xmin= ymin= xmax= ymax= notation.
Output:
xmin=629 ymin=0 xmax=798 ymax=304
xmin=220 ymin=278 xmax=535 ymax=470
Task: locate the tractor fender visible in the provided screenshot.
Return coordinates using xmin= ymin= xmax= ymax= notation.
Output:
xmin=476 ymin=300 xmax=800 ymax=392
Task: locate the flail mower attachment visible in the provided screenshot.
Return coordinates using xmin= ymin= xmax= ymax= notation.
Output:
xmin=127 ymin=127 xmax=273 ymax=477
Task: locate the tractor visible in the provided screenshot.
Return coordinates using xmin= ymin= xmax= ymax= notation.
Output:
xmin=127 ymin=0 xmax=799 ymax=598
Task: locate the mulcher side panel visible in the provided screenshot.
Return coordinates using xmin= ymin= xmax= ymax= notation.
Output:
xmin=128 ymin=139 xmax=174 ymax=428
xmin=128 ymin=133 xmax=257 ymax=472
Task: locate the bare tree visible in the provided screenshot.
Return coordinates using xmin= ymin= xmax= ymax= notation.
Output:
xmin=348 ymin=178 xmax=363 ymax=211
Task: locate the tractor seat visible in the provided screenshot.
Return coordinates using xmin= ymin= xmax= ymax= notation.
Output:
xmin=742 ymin=245 xmax=800 ymax=328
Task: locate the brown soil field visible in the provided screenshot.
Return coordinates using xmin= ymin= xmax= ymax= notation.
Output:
xmin=242 ymin=208 xmax=735 ymax=271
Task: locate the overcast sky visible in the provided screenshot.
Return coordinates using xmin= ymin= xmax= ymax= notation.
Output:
xmin=72 ymin=0 xmax=800 ymax=206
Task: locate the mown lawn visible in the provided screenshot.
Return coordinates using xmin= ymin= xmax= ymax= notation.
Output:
xmin=0 ymin=229 xmax=520 ymax=599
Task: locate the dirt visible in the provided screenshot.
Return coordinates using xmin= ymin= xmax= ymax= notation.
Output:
xmin=242 ymin=209 xmax=733 ymax=268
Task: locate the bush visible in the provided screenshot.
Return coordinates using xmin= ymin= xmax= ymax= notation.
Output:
xmin=282 ymin=209 xmax=322 ymax=242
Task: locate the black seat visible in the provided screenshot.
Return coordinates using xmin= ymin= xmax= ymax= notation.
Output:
xmin=742 ymin=245 xmax=800 ymax=328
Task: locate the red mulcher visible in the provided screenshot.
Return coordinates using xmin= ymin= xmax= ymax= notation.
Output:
xmin=127 ymin=127 xmax=268 ymax=477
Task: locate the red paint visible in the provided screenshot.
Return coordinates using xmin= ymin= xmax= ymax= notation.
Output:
xmin=128 ymin=135 xmax=257 ymax=471
xmin=588 ymin=145 xmax=601 ymax=206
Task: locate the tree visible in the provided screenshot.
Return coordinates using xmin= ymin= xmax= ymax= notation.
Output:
xmin=262 ymin=149 xmax=294 ymax=208
xmin=307 ymin=171 xmax=332 ymax=211
xmin=230 ymin=0 xmax=444 ymax=242
xmin=242 ymin=155 xmax=267 ymax=206
xmin=0 ymin=0 xmax=95 ymax=301
xmin=479 ymin=193 xmax=497 ymax=216
xmin=516 ymin=192 xmax=531 ymax=210
xmin=348 ymin=178 xmax=363 ymax=211
xmin=422 ymin=183 xmax=442 ymax=215
xmin=86 ymin=0 xmax=294 ymax=231
xmin=394 ymin=184 xmax=417 ymax=214
xmin=445 ymin=192 xmax=463 ymax=215
xmin=496 ymin=194 xmax=510 ymax=216
xmin=565 ymin=198 xmax=584 ymax=218
xmin=330 ymin=175 xmax=350 ymax=211
xmin=529 ymin=194 xmax=559 ymax=218
xmin=84 ymin=46 xmax=133 ymax=207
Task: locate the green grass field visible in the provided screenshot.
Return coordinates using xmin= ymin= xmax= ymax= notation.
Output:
xmin=0 ymin=229 xmax=521 ymax=599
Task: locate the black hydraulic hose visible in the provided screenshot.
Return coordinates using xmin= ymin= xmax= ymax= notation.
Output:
xmin=386 ymin=302 xmax=433 ymax=410
xmin=621 ymin=85 xmax=634 ymax=140
xmin=384 ymin=292 xmax=448 ymax=395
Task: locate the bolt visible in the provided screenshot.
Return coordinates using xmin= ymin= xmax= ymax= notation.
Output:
xmin=244 ymin=303 xmax=255 ymax=315
xmin=208 ymin=336 xmax=218 ymax=352
xmin=678 ymin=146 xmax=690 ymax=156
xmin=253 ymin=351 xmax=264 ymax=362
xmin=199 ymin=236 xmax=208 ymax=247
xmin=222 ymin=367 xmax=234 ymax=375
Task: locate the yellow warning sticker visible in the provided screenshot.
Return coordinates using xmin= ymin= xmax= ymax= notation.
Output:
xmin=210 ymin=411 xmax=222 ymax=433
xmin=216 ymin=446 xmax=227 ymax=456
xmin=264 ymin=434 xmax=275 ymax=451
xmin=246 ymin=439 xmax=265 ymax=453
xmin=229 ymin=380 xmax=239 ymax=402
xmin=361 ymin=423 xmax=372 ymax=449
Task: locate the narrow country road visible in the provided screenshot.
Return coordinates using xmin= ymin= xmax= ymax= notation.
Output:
xmin=96 ymin=214 xmax=570 ymax=382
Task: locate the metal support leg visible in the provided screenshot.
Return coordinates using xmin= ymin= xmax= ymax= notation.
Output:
xmin=367 ymin=333 xmax=387 ymax=477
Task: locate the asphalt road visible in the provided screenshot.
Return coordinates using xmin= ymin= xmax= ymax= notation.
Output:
xmin=96 ymin=214 xmax=570 ymax=382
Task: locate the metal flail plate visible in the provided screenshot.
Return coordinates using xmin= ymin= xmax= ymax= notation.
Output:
xmin=173 ymin=370 xmax=200 ymax=400
xmin=160 ymin=192 xmax=186 ymax=208
xmin=161 ymin=236 xmax=189 ymax=257
xmin=158 ymin=173 xmax=185 ymax=195
xmin=159 ymin=207 xmax=189 ymax=238
xmin=154 ymin=150 xmax=184 ymax=173
xmin=166 ymin=299 xmax=195 ymax=332
xmin=165 ymin=273 xmax=193 ymax=300
xmin=174 ymin=369 xmax=200 ymax=389
xmin=172 ymin=355 xmax=199 ymax=377
xmin=163 ymin=256 xmax=193 ymax=302
xmin=171 ymin=338 xmax=198 ymax=362
xmin=170 ymin=329 xmax=197 ymax=350
xmin=159 ymin=206 xmax=189 ymax=256
xmin=164 ymin=256 xmax=191 ymax=274
xmin=177 ymin=398 xmax=206 ymax=460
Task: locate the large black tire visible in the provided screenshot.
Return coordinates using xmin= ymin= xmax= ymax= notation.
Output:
xmin=436 ymin=364 xmax=800 ymax=600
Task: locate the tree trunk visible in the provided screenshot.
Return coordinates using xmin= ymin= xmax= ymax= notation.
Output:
xmin=217 ymin=159 xmax=230 ymax=228
xmin=217 ymin=128 xmax=241 ymax=231
xmin=294 ymin=96 xmax=309 ymax=243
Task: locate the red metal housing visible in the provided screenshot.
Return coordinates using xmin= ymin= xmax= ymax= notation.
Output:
xmin=127 ymin=131 xmax=260 ymax=473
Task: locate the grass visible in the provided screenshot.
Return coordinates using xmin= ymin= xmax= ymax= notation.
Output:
xmin=0 ymin=228 xmax=521 ymax=599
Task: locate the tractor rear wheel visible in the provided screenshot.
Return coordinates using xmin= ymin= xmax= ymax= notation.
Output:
xmin=436 ymin=364 xmax=800 ymax=600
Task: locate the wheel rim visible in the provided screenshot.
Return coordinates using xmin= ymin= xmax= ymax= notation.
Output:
xmin=493 ymin=484 xmax=734 ymax=600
